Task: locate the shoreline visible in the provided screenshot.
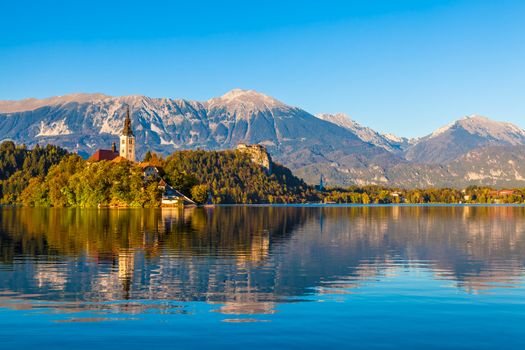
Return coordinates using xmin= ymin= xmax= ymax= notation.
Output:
xmin=2 ymin=203 xmax=525 ymax=209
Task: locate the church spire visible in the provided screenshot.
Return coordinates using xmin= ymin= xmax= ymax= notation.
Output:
xmin=318 ymin=174 xmax=325 ymax=191
xmin=119 ymin=105 xmax=136 ymax=162
xmin=122 ymin=106 xmax=134 ymax=137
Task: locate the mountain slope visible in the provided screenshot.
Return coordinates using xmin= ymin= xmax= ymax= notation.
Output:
xmin=0 ymin=93 xmax=110 ymax=113
xmin=316 ymin=113 xmax=412 ymax=153
xmin=405 ymin=115 xmax=525 ymax=164
xmin=384 ymin=145 xmax=525 ymax=188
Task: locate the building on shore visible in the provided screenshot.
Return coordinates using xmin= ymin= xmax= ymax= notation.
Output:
xmin=158 ymin=179 xmax=196 ymax=206
xmin=139 ymin=162 xmax=160 ymax=178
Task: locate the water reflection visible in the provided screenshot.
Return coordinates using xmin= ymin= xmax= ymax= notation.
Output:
xmin=0 ymin=206 xmax=524 ymax=316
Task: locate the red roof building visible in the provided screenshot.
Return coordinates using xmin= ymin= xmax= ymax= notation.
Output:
xmin=88 ymin=142 xmax=121 ymax=162
xmin=88 ymin=149 xmax=119 ymax=162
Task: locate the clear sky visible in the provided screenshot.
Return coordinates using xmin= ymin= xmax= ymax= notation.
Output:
xmin=1 ymin=0 xmax=524 ymax=137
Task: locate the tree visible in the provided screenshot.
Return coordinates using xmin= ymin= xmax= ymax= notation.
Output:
xmin=191 ymin=184 xmax=208 ymax=204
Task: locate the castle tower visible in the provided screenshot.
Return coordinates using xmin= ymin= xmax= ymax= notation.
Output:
xmin=119 ymin=106 xmax=135 ymax=162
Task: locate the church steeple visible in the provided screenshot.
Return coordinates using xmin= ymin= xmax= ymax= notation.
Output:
xmin=122 ymin=106 xmax=134 ymax=137
xmin=119 ymin=106 xmax=136 ymax=162
xmin=317 ymin=174 xmax=325 ymax=191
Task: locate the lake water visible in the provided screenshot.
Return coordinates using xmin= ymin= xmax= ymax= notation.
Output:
xmin=0 ymin=206 xmax=524 ymax=349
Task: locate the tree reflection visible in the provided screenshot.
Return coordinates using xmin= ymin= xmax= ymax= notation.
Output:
xmin=0 ymin=206 xmax=524 ymax=315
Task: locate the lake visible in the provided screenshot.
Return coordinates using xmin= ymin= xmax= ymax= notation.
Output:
xmin=0 ymin=206 xmax=524 ymax=349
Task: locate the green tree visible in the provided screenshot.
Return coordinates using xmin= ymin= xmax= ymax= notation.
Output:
xmin=191 ymin=184 xmax=208 ymax=204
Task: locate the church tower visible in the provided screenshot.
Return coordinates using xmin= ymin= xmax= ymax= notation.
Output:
xmin=119 ymin=106 xmax=135 ymax=162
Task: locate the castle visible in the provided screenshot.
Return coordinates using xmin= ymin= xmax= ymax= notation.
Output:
xmin=236 ymin=143 xmax=272 ymax=174
xmin=88 ymin=106 xmax=135 ymax=162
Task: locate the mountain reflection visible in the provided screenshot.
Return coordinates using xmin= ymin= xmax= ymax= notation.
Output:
xmin=0 ymin=206 xmax=524 ymax=315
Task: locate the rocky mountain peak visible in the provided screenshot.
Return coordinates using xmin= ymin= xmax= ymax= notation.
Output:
xmin=383 ymin=133 xmax=406 ymax=143
xmin=405 ymin=114 xmax=525 ymax=164
xmin=316 ymin=113 xmax=355 ymax=128
xmin=456 ymin=114 xmax=492 ymax=128
xmin=316 ymin=112 xmax=410 ymax=153
xmin=206 ymin=89 xmax=286 ymax=112
xmin=457 ymin=114 xmax=523 ymax=132
xmin=427 ymin=114 xmax=525 ymax=144
xmin=111 ymin=95 xmax=150 ymax=108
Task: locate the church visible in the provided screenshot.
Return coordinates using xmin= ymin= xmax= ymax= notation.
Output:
xmin=86 ymin=106 xmax=196 ymax=206
xmin=88 ymin=107 xmax=136 ymax=162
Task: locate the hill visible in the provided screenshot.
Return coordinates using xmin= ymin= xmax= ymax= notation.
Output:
xmin=0 ymin=141 xmax=316 ymax=206
xmin=163 ymin=149 xmax=314 ymax=204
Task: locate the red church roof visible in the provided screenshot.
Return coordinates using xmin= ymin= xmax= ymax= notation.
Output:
xmin=88 ymin=149 xmax=119 ymax=162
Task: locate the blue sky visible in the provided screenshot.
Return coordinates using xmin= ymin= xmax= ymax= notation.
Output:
xmin=1 ymin=0 xmax=524 ymax=137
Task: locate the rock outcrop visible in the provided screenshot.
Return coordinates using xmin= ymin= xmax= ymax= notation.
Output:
xmin=236 ymin=143 xmax=272 ymax=174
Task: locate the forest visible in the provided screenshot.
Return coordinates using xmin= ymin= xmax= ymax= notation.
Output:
xmin=1 ymin=141 xmax=524 ymax=207
xmin=0 ymin=141 xmax=314 ymax=206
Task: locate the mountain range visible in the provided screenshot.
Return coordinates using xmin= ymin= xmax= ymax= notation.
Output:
xmin=1 ymin=89 xmax=525 ymax=188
